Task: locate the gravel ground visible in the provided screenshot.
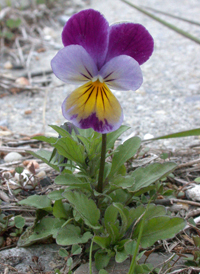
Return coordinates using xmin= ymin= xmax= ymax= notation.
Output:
xmin=1 ymin=0 xmax=200 ymax=149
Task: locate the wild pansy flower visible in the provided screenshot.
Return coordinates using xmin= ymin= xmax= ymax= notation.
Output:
xmin=51 ymin=9 xmax=153 ymax=133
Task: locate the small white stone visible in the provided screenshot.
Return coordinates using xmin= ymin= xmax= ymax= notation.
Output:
xmin=36 ymin=170 xmax=46 ymax=178
xmin=143 ymin=133 xmax=154 ymax=140
xmin=43 ymin=27 xmax=56 ymax=39
xmin=186 ymin=185 xmax=200 ymax=202
xmin=4 ymin=61 xmax=13 ymax=69
xmin=155 ymin=110 xmax=166 ymax=115
xmin=4 ymin=152 xmax=22 ymax=163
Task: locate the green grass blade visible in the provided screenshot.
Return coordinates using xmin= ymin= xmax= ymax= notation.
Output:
xmin=143 ymin=128 xmax=200 ymax=142
xmin=121 ymin=0 xmax=200 ymax=44
xmin=143 ymin=6 xmax=200 ymax=26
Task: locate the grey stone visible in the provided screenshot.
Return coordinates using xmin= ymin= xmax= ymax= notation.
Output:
xmin=4 ymin=152 xmax=23 ymax=162
xmin=0 ymin=244 xmax=65 ymax=273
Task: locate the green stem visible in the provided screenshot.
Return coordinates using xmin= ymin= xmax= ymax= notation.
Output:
xmin=128 ymin=203 xmax=150 ymax=274
xmin=89 ymin=238 xmax=94 ymax=274
xmin=97 ymin=134 xmax=107 ymax=193
xmin=128 ymin=216 xmax=145 ymax=274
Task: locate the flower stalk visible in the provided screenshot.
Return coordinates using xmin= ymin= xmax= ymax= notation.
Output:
xmin=97 ymin=134 xmax=107 ymax=193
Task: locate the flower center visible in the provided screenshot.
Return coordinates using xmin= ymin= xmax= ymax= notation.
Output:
xmin=91 ymin=75 xmax=104 ymax=83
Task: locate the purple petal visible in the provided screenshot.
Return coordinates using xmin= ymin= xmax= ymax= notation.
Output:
xmin=62 ymin=81 xmax=123 ymax=134
xmin=78 ymin=112 xmax=123 ymax=134
xmin=51 ymin=45 xmax=98 ymax=84
xmin=100 ymin=55 xmax=143 ymax=91
xmin=62 ymin=9 xmax=109 ymax=69
xmin=106 ymin=23 xmax=154 ymax=65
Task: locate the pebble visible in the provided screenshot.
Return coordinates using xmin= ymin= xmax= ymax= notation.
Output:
xmin=4 ymin=61 xmax=13 ymax=69
xmin=24 ymin=109 xmax=32 ymax=115
xmin=0 ymin=190 xmax=10 ymax=202
xmin=4 ymin=152 xmax=22 ymax=163
xmin=186 ymin=185 xmax=200 ymax=202
xmin=43 ymin=27 xmax=57 ymax=40
xmin=15 ymin=77 xmax=30 ymax=86
xmin=143 ymin=133 xmax=154 ymax=140
xmin=36 ymin=170 xmax=46 ymax=178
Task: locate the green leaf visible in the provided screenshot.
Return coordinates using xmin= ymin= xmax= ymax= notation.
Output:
xmin=63 ymin=191 xmax=101 ymax=229
xmin=95 ymin=250 xmax=112 ymax=270
xmin=104 ymin=205 xmax=118 ymax=226
xmin=99 ymin=270 xmax=109 ymax=274
xmin=32 ymin=135 xmax=57 ymax=144
xmin=88 ymin=136 xmax=102 ymax=158
xmin=53 ymin=137 xmax=85 ymax=166
xmin=56 ymin=224 xmax=92 ymax=245
xmin=193 ymin=236 xmax=200 ymax=248
xmin=194 ymin=177 xmax=200 ymax=184
xmin=15 ymin=167 xmax=24 ymax=174
xmin=78 ymin=128 xmax=95 ymax=138
xmin=108 ymin=137 xmax=141 ymax=179
xmin=14 ymin=216 xmax=25 ymax=228
xmin=53 ymin=200 xmax=68 ymax=219
xmin=27 ymin=150 xmax=59 ymax=171
xmin=133 ymin=216 xmax=186 ymax=248
xmin=106 ymin=125 xmax=129 ymax=150
xmin=110 ymin=175 xmax=135 ymax=189
xmin=113 ymin=203 xmax=129 ymax=233
xmin=124 ymin=240 xmax=137 ymax=255
xmin=47 ymin=190 xmax=64 ymax=201
xmin=50 ymin=125 xmax=72 ymax=137
xmin=77 ymin=135 xmax=91 ymax=153
xmin=0 ymin=31 xmax=14 ymax=39
xmin=104 ymin=205 xmax=121 ymax=241
xmin=144 ymin=128 xmax=200 ymax=141
xmin=109 ymin=189 xmax=130 ymax=204
xmin=93 ymin=236 xmax=111 ymax=249
xmin=128 ymin=204 xmax=166 ymax=229
xmin=18 ymin=195 xmax=51 ymax=210
xmin=71 ymin=244 xmax=82 ymax=255
xmin=115 ymin=247 xmax=128 ymax=263
xmin=18 ymin=217 xmax=65 ymax=247
xmin=128 ymin=162 xmax=177 ymax=192
xmin=59 ymin=248 xmax=69 ymax=257
xmin=134 ymin=264 xmax=153 ymax=274
xmin=67 ymin=257 xmax=73 ymax=267
xmin=55 ymin=174 xmax=92 ymax=192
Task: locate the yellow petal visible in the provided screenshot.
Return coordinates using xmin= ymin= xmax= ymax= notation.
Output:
xmin=62 ymin=80 xmax=123 ymax=133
